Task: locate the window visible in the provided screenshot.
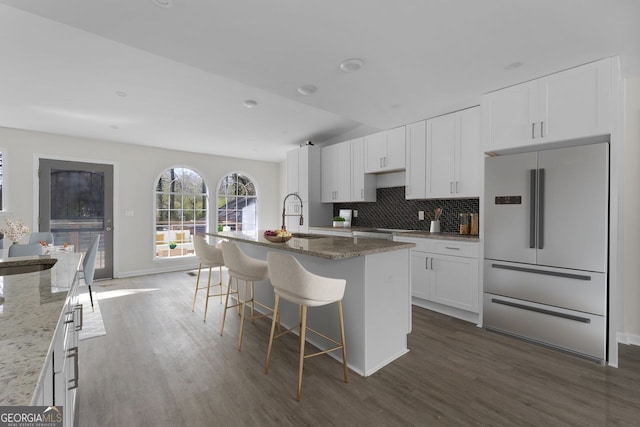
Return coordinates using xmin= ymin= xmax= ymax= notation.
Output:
xmin=217 ymin=173 xmax=257 ymax=232
xmin=155 ymin=167 xmax=207 ymax=258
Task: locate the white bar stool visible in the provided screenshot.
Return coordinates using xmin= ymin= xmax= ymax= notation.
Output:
xmin=220 ymin=241 xmax=275 ymax=351
xmin=264 ymin=251 xmax=348 ymax=401
xmin=192 ymin=235 xmax=226 ymax=322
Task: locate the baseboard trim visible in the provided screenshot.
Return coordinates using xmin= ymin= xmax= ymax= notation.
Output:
xmin=617 ymin=332 xmax=640 ymax=347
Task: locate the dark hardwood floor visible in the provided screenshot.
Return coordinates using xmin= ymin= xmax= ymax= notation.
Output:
xmin=78 ymin=271 xmax=640 ymax=426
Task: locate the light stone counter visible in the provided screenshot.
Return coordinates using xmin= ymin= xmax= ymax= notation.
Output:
xmin=308 ymin=226 xmax=479 ymax=242
xmin=0 ymin=252 xmax=83 ymax=405
xmin=208 ymin=230 xmax=414 ymax=259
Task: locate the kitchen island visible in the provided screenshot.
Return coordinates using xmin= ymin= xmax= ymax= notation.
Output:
xmin=0 ymin=251 xmax=82 ymax=418
xmin=208 ymin=230 xmax=414 ymax=376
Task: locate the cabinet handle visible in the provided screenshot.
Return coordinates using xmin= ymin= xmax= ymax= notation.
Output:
xmin=67 ymin=346 xmax=79 ymax=390
xmin=75 ymin=304 xmax=83 ymax=331
xmin=379 ymin=157 xmax=383 ymax=168
xmin=430 ymin=258 xmax=434 ymax=270
xmin=384 ymin=157 xmax=388 ymax=167
xmin=540 ymin=121 xmax=544 ymax=138
xmin=425 ymin=257 xmax=429 ymax=270
xmin=532 ymin=122 xmax=536 ymax=139
xmin=450 ymin=182 xmax=454 ymax=193
xmin=455 ymin=181 xmax=459 ymax=193
xmin=444 ymin=246 xmax=460 ymax=250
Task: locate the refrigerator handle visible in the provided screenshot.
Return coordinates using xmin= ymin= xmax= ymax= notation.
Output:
xmin=538 ymin=168 xmax=545 ymax=250
xmin=529 ymin=169 xmax=537 ymax=248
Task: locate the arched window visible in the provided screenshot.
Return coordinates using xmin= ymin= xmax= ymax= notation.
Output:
xmin=217 ymin=173 xmax=257 ymax=232
xmin=155 ymin=167 xmax=207 ymax=258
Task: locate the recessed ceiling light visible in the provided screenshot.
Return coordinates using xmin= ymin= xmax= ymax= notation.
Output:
xmin=110 ymin=125 xmax=119 ymax=130
xmin=297 ymin=84 xmax=318 ymax=95
xmin=115 ymin=90 xmax=127 ymax=97
xmin=504 ymin=61 xmax=524 ymax=70
xmin=340 ymin=58 xmax=364 ymax=72
xmin=151 ymin=0 xmax=173 ymax=8
xmin=243 ymin=99 xmax=258 ymax=108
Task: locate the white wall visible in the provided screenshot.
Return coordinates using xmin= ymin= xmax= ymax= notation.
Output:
xmin=0 ymin=126 xmax=281 ymax=277
xmin=623 ymin=76 xmax=640 ymax=344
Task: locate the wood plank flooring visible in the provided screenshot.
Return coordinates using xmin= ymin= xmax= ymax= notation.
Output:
xmin=78 ymin=270 xmax=640 ymax=426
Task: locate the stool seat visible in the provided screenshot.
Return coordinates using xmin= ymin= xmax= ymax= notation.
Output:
xmin=220 ymin=241 xmax=275 ymax=351
xmin=192 ymin=235 xmax=225 ymax=321
xmin=265 ymin=251 xmax=348 ymax=401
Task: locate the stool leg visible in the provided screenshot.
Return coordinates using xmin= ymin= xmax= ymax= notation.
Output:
xmin=250 ymin=281 xmax=255 ymax=323
xmin=296 ymin=305 xmax=308 ymax=401
xmin=220 ymin=274 xmax=234 ymax=336
xmin=237 ymin=280 xmax=249 ymax=351
xmin=203 ymin=266 xmax=213 ymax=322
xmin=265 ymin=294 xmax=280 ymax=374
xmin=338 ymin=300 xmax=348 ymax=383
xmin=192 ymin=264 xmax=202 ymax=312
xmin=218 ymin=266 xmax=224 ymax=304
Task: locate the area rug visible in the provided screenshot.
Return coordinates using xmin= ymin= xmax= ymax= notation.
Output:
xmin=78 ymin=291 xmax=107 ymax=340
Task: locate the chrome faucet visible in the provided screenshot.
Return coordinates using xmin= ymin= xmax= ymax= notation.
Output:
xmin=281 ymin=193 xmax=304 ymax=230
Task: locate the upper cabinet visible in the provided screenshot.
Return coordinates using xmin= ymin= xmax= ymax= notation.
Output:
xmin=286 ymin=147 xmax=309 ymax=201
xmin=365 ymin=126 xmax=406 ymax=173
xmin=428 ymin=107 xmax=480 ymax=198
xmin=405 ymin=120 xmax=427 ymax=200
xmin=351 ymin=137 xmax=376 ymax=202
xmin=405 ymin=107 xmax=480 ymax=199
xmin=482 ymin=58 xmax=612 ymax=152
xmin=321 ymin=142 xmax=351 ymax=203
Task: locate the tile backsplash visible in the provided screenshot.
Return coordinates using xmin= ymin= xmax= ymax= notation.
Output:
xmin=333 ymin=186 xmax=479 ymax=233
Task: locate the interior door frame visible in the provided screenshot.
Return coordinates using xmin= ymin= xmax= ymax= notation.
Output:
xmin=33 ymin=154 xmax=119 ymax=277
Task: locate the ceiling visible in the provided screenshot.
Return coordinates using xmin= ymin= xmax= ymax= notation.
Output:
xmin=1 ymin=0 xmax=639 ymax=162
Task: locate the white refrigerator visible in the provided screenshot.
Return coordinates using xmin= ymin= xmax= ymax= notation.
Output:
xmin=483 ymin=142 xmax=609 ymax=361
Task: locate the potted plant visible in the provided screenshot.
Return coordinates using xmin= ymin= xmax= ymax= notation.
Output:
xmin=332 ymin=216 xmax=346 ymax=227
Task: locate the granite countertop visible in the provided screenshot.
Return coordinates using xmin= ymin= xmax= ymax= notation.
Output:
xmin=207 ymin=230 xmax=415 ymax=260
xmin=308 ymin=226 xmax=480 ymax=242
xmin=0 ymin=252 xmax=83 ymax=405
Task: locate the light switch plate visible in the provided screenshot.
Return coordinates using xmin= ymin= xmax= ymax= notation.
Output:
xmin=353 ymin=210 xmax=358 ymax=218
xmin=418 ymin=210 xmax=424 ymax=220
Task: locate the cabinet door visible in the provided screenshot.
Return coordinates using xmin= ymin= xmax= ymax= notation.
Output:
xmin=410 ymin=250 xmax=430 ymax=299
xmin=321 ymin=145 xmax=337 ymax=203
xmin=427 ymin=113 xmax=456 ymax=198
xmin=455 ymin=107 xmax=481 ymax=197
xmin=351 ymin=138 xmax=376 ymax=202
xmin=286 ymin=149 xmax=299 ymax=195
xmin=336 ymin=142 xmax=352 ymax=202
xmin=482 ymin=81 xmax=537 ymax=151
xmin=429 ymin=253 xmax=479 ymax=312
xmin=364 ymin=131 xmax=386 ymax=173
xmin=297 ymin=147 xmax=310 ymax=201
xmin=405 ymin=121 xmax=427 ymax=199
xmin=385 ymin=126 xmax=406 ymax=170
xmin=539 ymin=58 xmax=611 ymax=143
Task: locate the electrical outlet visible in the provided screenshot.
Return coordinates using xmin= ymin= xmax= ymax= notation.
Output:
xmin=353 ymin=210 xmax=358 ymax=218
xmin=418 ymin=210 xmax=424 ymax=220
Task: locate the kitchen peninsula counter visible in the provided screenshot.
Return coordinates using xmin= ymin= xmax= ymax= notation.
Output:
xmin=207 ymin=230 xmax=413 ymax=376
xmin=0 ymin=252 xmax=83 ymax=405
xmin=209 ymin=230 xmax=415 ymax=259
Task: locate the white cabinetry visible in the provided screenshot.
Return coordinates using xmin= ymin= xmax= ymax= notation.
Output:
xmin=395 ymin=236 xmax=479 ymax=323
xmin=285 ymin=145 xmax=332 ymax=232
xmin=351 ymin=137 xmax=376 ymax=202
xmin=405 ymin=108 xmax=480 ymax=199
xmin=365 ymin=126 xmax=406 ymax=173
xmin=482 ymin=58 xmax=611 ymax=152
xmin=321 ymin=142 xmax=351 ymax=202
xmin=405 ymin=120 xmax=427 ymax=199
xmin=427 ymin=107 xmax=480 ymax=198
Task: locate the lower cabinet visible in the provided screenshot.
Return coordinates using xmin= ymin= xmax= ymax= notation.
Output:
xmin=397 ymin=236 xmax=479 ymax=322
xmin=34 ymin=268 xmax=81 ymax=426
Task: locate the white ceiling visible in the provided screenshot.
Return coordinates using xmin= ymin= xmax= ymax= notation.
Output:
xmin=1 ymin=0 xmax=639 ymax=162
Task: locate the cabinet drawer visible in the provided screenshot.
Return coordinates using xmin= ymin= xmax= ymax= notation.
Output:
xmin=483 ymin=293 xmax=605 ymax=361
xmin=395 ymin=236 xmax=478 ymax=257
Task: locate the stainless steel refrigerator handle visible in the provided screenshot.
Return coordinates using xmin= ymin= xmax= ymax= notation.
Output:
xmin=491 ymin=298 xmax=591 ymax=323
xmin=530 ymin=169 xmax=536 ymax=248
xmin=538 ymin=168 xmax=545 ymax=250
xmin=491 ymin=263 xmax=592 ymax=280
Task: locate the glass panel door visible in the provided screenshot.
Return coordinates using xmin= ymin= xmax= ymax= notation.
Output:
xmin=39 ymin=159 xmax=114 ymax=280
